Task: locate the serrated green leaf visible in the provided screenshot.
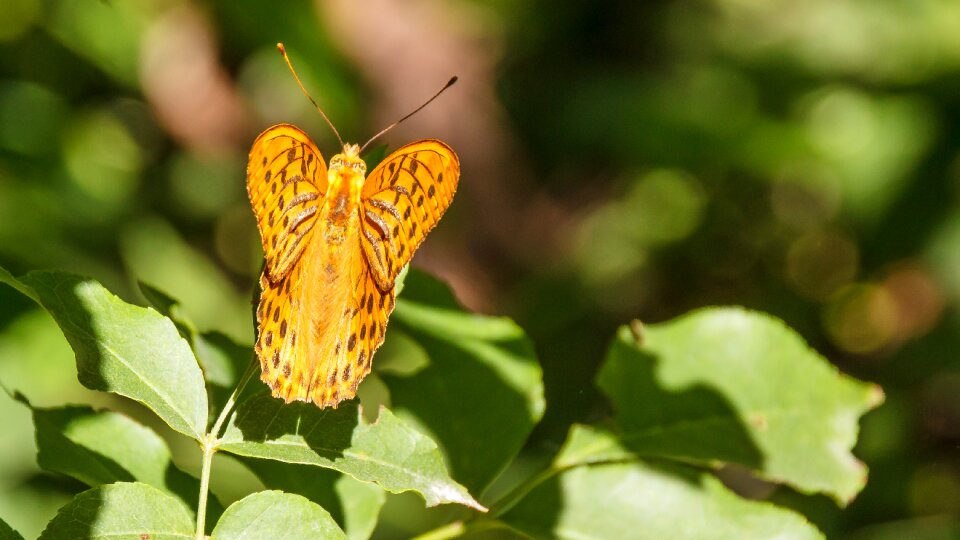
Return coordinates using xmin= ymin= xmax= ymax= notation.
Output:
xmin=211 ymin=490 xmax=345 ymax=540
xmin=139 ymin=281 xmax=254 ymax=415
xmin=240 ymin=460 xmax=384 ymax=540
xmin=26 ymin=400 xmax=223 ymax=522
xmin=500 ymin=424 xmax=823 ymax=540
xmin=0 ymin=517 xmax=25 ymax=540
xmin=0 ymin=268 xmax=208 ymax=440
xmin=384 ymin=270 xmax=545 ymax=494
xmin=218 ymin=391 xmax=484 ymax=511
xmin=38 ymin=482 xmax=194 ymax=540
xmin=598 ymin=308 xmax=883 ymax=504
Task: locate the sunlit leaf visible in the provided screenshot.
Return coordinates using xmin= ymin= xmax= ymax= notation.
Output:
xmin=25 ymin=398 xmax=222 ymax=521
xmin=598 ymin=308 xmax=883 ymax=504
xmin=240 ymin=460 xmax=384 ymax=540
xmin=384 ymin=270 xmax=545 ymax=494
xmin=218 ymin=392 xmax=483 ymax=511
xmin=38 ymin=482 xmax=194 ymax=540
xmin=211 ymin=490 xmax=346 ymax=540
xmin=0 ymin=267 xmax=209 ymax=440
xmin=500 ymin=424 xmax=824 ymax=540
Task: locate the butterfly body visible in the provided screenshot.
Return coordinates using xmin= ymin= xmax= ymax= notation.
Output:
xmin=247 ymin=124 xmax=458 ymax=408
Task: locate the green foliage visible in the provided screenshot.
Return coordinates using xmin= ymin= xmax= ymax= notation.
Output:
xmin=0 ymin=517 xmax=24 ymax=540
xmin=0 ymin=269 xmax=208 ymax=440
xmin=502 ymin=426 xmax=823 ymax=540
xmin=0 ymin=263 xmax=880 ymax=538
xmin=598 ymin=309 xmax=883 ymax=504
xmin=25 ymin=399 xmax=222 ymax=520
xmin=385 ymin=270 xmax=545 ymax=495
xmin=217 ymin=394 xmax=482 ymax=510
xmin=210 ymin=491 xmax=345 ymax=540
xmin=38 ymin=482 xmax=194 ymax=540
xmin=239 ymin=462 xmax=384 ymax=540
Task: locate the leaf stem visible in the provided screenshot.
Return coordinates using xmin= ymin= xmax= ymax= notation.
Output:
xmin=195 ymin=435 xmax=216 ymax=540
xmin=210 ymin=357 xmax=258 ymax=439
xmin=195 ymin=356 xmax=259 ymax=539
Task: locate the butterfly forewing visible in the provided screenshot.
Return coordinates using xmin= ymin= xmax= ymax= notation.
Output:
xmin=359 ymin=140 xmax=459 ymax=290
xmin=246 ymin=124 xmax=328 ymax=283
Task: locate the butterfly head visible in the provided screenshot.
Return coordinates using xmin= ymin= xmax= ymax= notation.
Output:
xmin=328 ymin=144 xmax=367 ymax=177
xmin=326 ymin=144 xmax=367 ymax=220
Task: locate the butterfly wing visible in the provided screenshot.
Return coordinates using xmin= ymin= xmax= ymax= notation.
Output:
xmin=255 ymin=212 xmax=396 ymax=408
xmin=247 ymin=124 xmax=327 ymax=401
xmin=307 ymin=262 xmax=395 ymax=407
xmin=359 ymin=140 xmax=459 ymax=290
xmin=246 ymin=124 xmax=327 ymax=283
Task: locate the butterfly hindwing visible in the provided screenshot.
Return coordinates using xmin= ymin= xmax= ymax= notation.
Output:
xmin=255 ymin=261 xmax=305 ymax=400
xmin=304 ymin=264 xmax=395 ymax=407
xmin=247 ymin=124 xmax=328 ymax=283
xmin=359 ymin=140 xmax=459 ymax=290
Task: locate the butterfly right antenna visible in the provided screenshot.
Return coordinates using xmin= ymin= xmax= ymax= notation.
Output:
xmin=277 ymin=43 xmax=345 ymax=148
xmin=359 ymin=76 xmax=458 ymax=153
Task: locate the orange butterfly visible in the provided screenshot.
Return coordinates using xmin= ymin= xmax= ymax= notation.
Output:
xmin=247 ymin=44 xmax=459 ymax=408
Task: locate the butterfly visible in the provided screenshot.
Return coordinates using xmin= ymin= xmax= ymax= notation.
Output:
xmin=246 ymin=44 xmax=459 ymax=408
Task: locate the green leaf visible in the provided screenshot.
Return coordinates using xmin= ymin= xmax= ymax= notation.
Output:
xmin=211 ymin=490 xmax=345 ymax=540
xmin=0 ymin=517 xmax=25 ymax=540
xmin=218 ymin=391 xmax=484 ymax=511
xmin=598 ymin=309 xmax=884 ymax=504
xmin=240 ymin=460 xmax=384 ymax=540
xmin=383 ymin=270 xmax=545 ymax=493
xmin=25 ymin=399 xmax=223 ymax=522
xmin=140 ymin=281 xmax=254 ymax=415
xmin=0 ymin=268 xmax=208 ymax=440
xmin=500 ymin=424 xmax=823 ymax=540
xmin=38 ymin=482 xmax=194 ymax=540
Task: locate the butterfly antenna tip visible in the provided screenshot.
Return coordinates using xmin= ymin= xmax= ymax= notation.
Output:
xmin=276 ymin=42 xmax=344 ymax=147
xmin=360 ymin=75 xmax=459 ymax=153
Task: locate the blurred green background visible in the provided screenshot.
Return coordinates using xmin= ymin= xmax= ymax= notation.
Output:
xmin=1 ymin=0 xmax=959 ymax=538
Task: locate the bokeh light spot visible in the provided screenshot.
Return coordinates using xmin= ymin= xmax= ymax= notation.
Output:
xmin=823 ymin=283 xmax=898 ymax=355
xmin=786 ymin=228 xmax=859 ymax=300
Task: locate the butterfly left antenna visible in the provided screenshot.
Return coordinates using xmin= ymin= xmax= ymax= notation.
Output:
xmin=277 ymin=43 xmax=344 ymax=148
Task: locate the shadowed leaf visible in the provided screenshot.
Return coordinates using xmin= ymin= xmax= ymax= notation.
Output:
xmin=219 ymin=391 xmax=483 ymax=511
xmin=599 ymin=308 xmax=883 ymax=504
xmin=383 ymin=270 xmax=545 ymax=495
xmin=23 ymin=398 xmax=222 ymax=523
xmin=500 ymin=424 xmax=824 ymax=540
xmin=0 ymin=268 xmax=208 ymax=440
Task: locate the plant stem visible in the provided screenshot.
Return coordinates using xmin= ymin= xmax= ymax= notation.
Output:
xmin=195 ymin=436 xmax=216 ymax=540
xmin=194 ymin=357 xmax=259 ymax=539
xmin=210 ymin=357 xmax=258 ymax=439
xmin=487 ymin=467 xmax=558 ymax=517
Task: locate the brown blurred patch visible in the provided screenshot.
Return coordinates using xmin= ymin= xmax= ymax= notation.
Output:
xmin=140 ymin=5 xmax=250 ymax=154
xmin=320 ymin=0 xmax=562 ymax=310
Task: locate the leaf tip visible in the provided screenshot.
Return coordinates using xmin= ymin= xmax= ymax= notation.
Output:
xmin=628 ymin=319 xmax=646 ymax=345
xmin=866 ymin=384 xmax=885 ymax=409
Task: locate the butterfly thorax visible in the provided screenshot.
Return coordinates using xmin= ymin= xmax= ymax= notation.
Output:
xmin=322 ymin=145 xmax=367 ymax=241
xmin=297 ymin=146 xmax=369 ymax=385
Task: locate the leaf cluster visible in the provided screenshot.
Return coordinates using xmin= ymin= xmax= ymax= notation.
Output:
xmin=0 ymin=266 xmax=880 ymax=539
